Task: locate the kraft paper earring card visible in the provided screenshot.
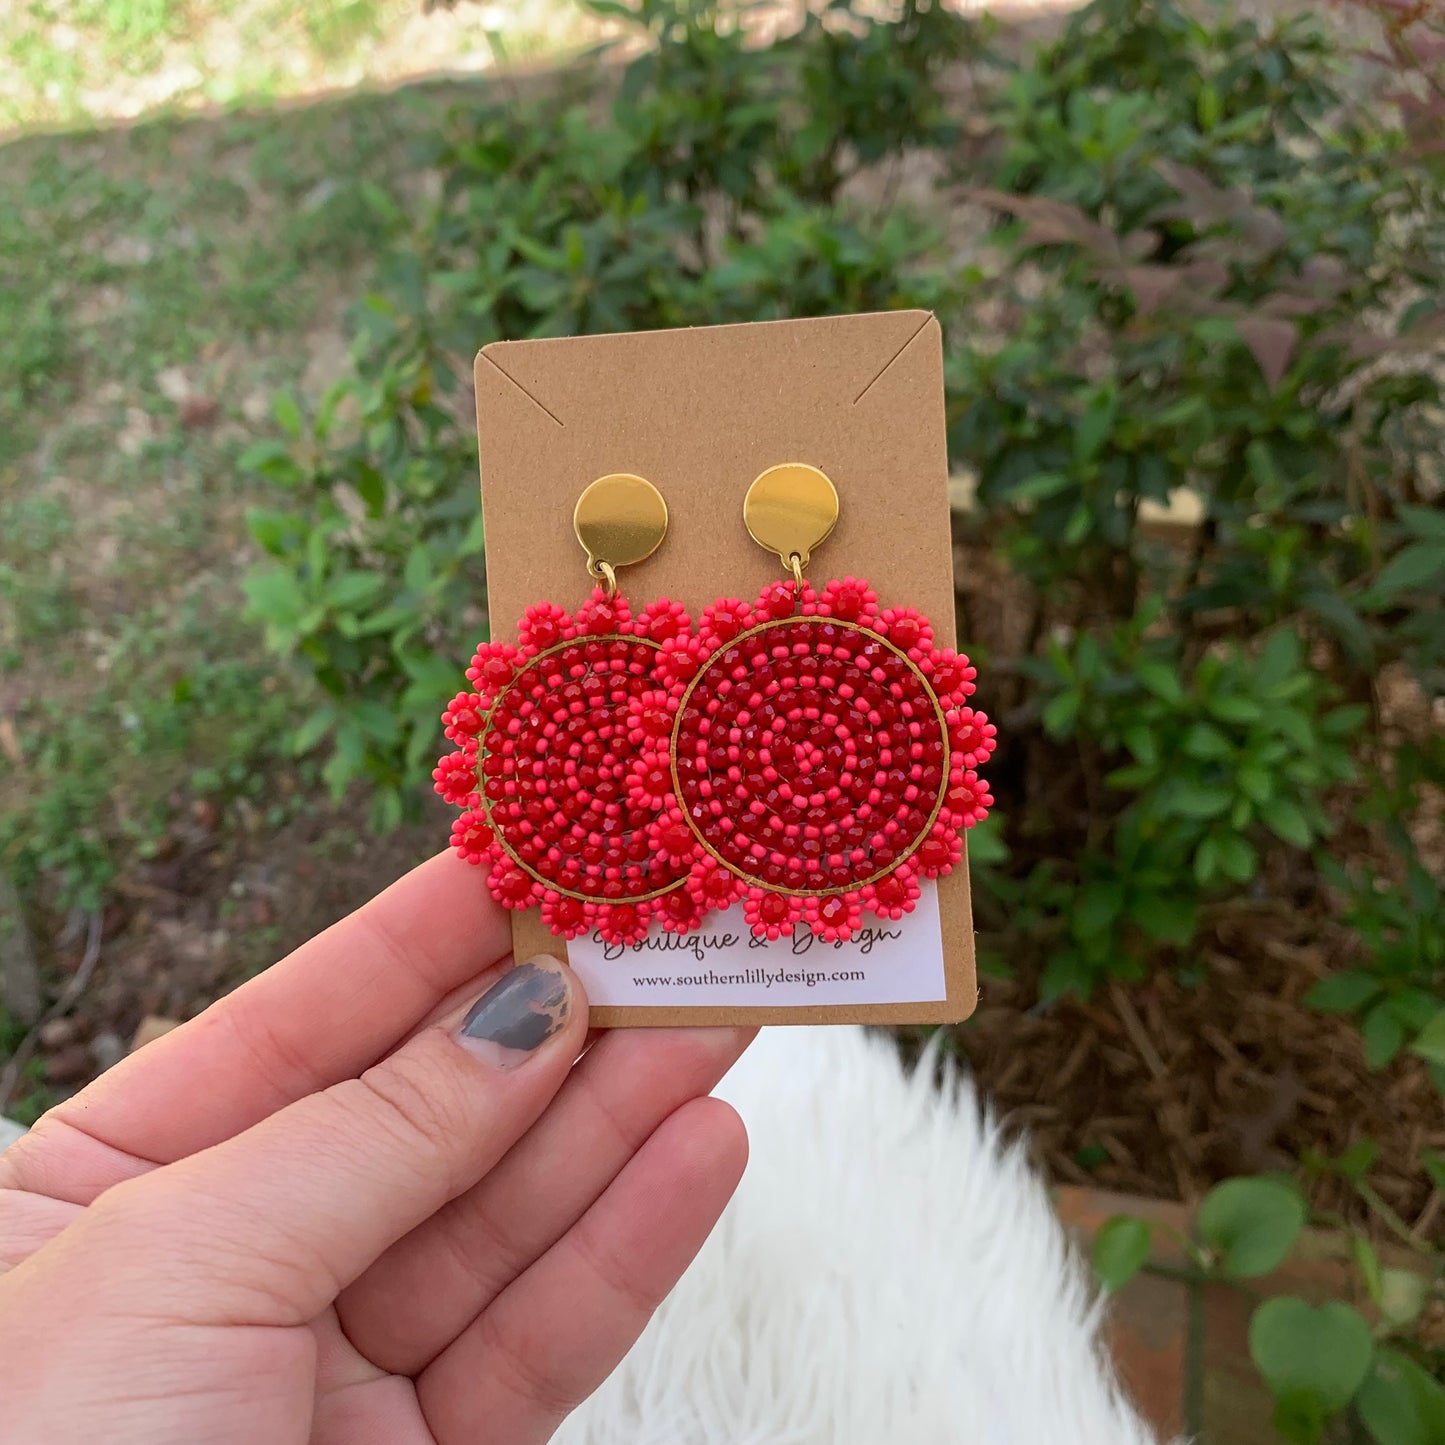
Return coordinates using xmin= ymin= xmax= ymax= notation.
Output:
xmin=470 ymin=311 xmax=986 ymax=1028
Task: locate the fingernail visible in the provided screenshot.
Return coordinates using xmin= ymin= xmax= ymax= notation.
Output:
xmin=455 ymin=957 xmax=572 ymax=1069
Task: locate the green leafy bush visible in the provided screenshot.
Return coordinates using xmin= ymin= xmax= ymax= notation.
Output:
xmin=950 ymin=0 xmax=1445 ymax=1021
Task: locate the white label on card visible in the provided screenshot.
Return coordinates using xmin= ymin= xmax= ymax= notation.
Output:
xmin=567 ymin=881 xmax=947 ymax=1008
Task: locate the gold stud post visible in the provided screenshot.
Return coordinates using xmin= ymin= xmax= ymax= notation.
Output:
xmin=574 ymin=473 xmax=668 ymax=597
xmin=743 ymin=463 xmax=839 ymax=582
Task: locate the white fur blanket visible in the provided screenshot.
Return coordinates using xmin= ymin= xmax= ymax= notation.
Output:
xmin=562 ymin=1026 xmax=1167 ymax=1445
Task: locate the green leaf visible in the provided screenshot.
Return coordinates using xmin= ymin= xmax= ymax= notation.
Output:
xmin=1357 ymin=1350 xmax=1445 ymax=1445
xmin=1063 ymin=503 xmax=1092 ymax=545
xmin=1199 ymin=1177 xmax=1306 ymax=1278
xmin=964 ymin=813 xmax=1009 ymax=866
xmin=1408 ymin=1008 xmax=1445 ymax=1067
xmin=1040 ymin=949 xmax=1093 ymax=1001
xmin=1042 ymin=690 xmax=1080 ymax=736
xmin=1123 ymin=725 xmax=1159 ymax=767
xmin=354 ymin=465 xmax=387 ymax=518
xmin=1132 ymin=893 xmax=1198 ymax=946
xmin=1271 ymin=1389 xmax=1326 ymax=1445
xmin=1005 ymin=471 xmax=1073 ymax=504
xmin=1208 ymin=695 xmax=1264 ymax=726
xmin=273 ymin=391 xmax=304 ymax=438
xmin=1238 ymin=764 xmax=1273 ymax=804
xmin=1371 ymin=543 xmax=1445 ymax=599
xmin=242 ymin=568 xmax=308 ymax=629
xmin=1266 ymin=799 xmax=1313 ymax=849
xmin=403 ymin=545 xmax=433 ymax=594
xmin=1255 ymin=629 xmax=1300 ymax=688
xmin=1194 ymin=833 xmax=1221 ymax=885
xmin=290 ymin=705 xmax=336 ymax=756
xmin=1215 ymin=832 xmax=1258 ymax=884
xmin=1092 ymin=1216 xmax=1151 ymax=1291
xmin=1136 ymin=658 xmax=1185 ymax=705
xmin=1362 ymin=1001 xmax=1406 ymax=1069
xmin=237 ymin=438 xmax=297 ymax=478
xmin=1334 ymin=1138 xmax=1379 ymax=1180
xmin=1388 ymin=990 xmax=1441 ymax=1033
xmin=1305 ymin=972 xmax=1382 ymax=1014
xmin=1169 ymin=782 xmax=1231 ymax=820
xmin=1075 ymin=881 xmax=1124 ymax=939
xmin=1398 ymin=504 xmax=1445 ymax=543
xmin=369 ymin=786 xmax=405 ymax=834
xmin=244 ymin=506 xmax=293 ymax=556
xmin=1074 ymin=389 xmax=1117 ymax=465
xmin=1248 ymin=1297 xmax=1373 ymax=1414
xmin=326 ymin=571 xmax=386 ymax=610
xmin=1184 ymin=722 xmax=1233 ymax=760
xmin=1273 ymin=708 xmax=1314 ymax=750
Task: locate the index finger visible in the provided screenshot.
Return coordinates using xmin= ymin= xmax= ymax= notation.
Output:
xmin=0 ymin=852 xmax=513 ymax=1203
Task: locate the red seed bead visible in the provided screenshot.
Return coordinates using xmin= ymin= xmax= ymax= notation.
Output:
xmin=872 ymin=873 xmax=909 ymax=908
xmin=757 ymin=581 xmax=798 ymax=619
xmin=662 ymin=888 xmax=696 ymax=920
xmin=578 ymin=599 xmax=617 ymax=636
xmin=433 ymin=751 xmax=479 ymax=806
xmin=640 ymin=598 xmax=687 ymax=642
xmin=442 ymin=691 xmax=486 ymax=741
xmin=888 ymin=615 xmax=922 ymax=650
xmin=548 ymin=896 xmax=587 ymax=932
xmin=450 ymin=810 xmax=493 ymax=864
xmin=702 ymin=599 xmax=750 ymax=646
xmin=491 ymin=864 xmax=534 ymax=905
xmin=758 ymin=891 xmax=791 ymax=923
xmin=657 ymin=821 xmax=696 ymax=859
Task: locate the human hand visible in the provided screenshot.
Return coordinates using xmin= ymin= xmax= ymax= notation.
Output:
xmin=0 ymin=854 xmax=752 ymax=1444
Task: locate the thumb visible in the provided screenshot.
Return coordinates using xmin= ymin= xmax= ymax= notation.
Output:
xmin=80 ymin=956 xmax=586 ymax=1326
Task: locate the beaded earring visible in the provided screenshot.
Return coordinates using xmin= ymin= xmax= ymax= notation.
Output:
xmin=638 ymin=464 xmax=995 ymax=943
xmin=435 ymin=473 xmax=700 ymax=947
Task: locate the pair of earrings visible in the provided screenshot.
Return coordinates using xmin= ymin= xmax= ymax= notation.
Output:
xmin=435 ymin=466 xmax=995 ymax=947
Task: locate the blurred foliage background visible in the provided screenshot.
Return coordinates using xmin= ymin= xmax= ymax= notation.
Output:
xmin=2 ymin=1 xmax=1443 ymax=1437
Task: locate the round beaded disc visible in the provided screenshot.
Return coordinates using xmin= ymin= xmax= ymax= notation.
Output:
xmin=438 ymin=592 xmax=694 ymax=945
xmin=672 ymin=617 xmax=948 ymax=893
xmin=641 ymin=575 xmax=996 ymax=943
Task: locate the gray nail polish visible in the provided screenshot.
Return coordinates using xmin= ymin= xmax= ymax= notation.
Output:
xmin=456 ymin=958 xmax=571 ymax=1067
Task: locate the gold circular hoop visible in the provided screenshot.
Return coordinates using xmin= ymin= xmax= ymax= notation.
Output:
xmin=477 ymin=635 xmax=687 ymax=906
xmin=668 ymin=616 xmax=952 ymax=897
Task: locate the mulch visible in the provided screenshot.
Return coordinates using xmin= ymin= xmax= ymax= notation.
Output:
xmin=953 ymin=901 xmax=1443 ymax=1231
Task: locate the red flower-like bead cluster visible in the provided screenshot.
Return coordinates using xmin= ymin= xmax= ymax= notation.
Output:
xmin=439 ymin=577 xmax=994 ymax=947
